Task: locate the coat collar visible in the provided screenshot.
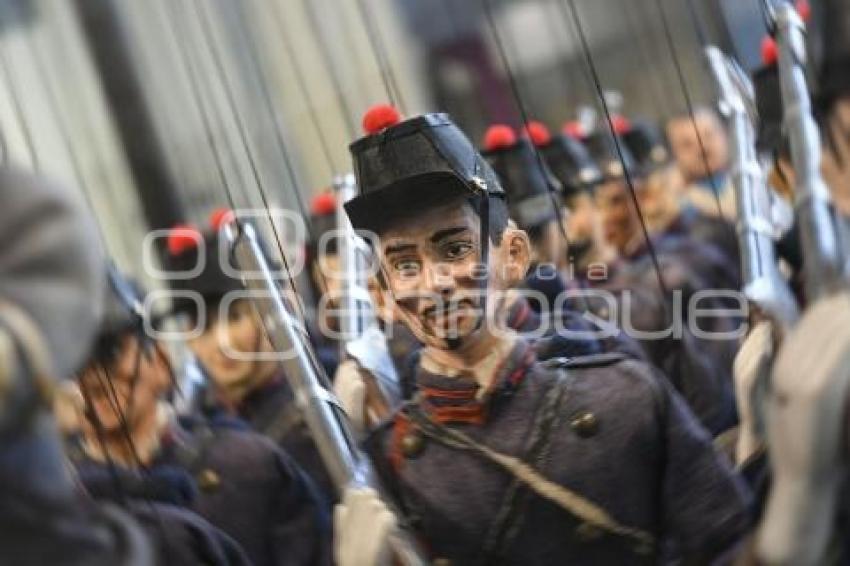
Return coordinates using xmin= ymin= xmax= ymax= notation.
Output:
xmin=413 ymin=337 xmax=536 ymax=425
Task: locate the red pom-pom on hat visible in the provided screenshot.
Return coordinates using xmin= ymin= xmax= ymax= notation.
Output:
xmin=482 ymin=124 xmax=517 ymax=151
xmin=795 ymin=0 xmax=811 ymax=21
xmin=610 ymin=115 xmax=632 ymax=135
xmin=311 ymin=192 xmax=337 ymax=216
xmin=168 ymin=224 xmax=201 ymax=256
xmin=761 ymin=36 xmax=778 ymax=66
xmin=562 ymin=121 xmax=586 ymax=139
xmin=209 ymin=207 xmax=235 ymax=230
xmin=362 ymin=104 xmax=401 ymax=134
xmin=524 ymin=121 xmax=552 ymax=146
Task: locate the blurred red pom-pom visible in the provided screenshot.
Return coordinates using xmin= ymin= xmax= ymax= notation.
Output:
xmin=795 ymin=0 xmax=811 ymax=21
xmin=761 ymin=36 xmax=778 ymax=66
xmin=482 ymin=124 xmax=517 ymax=151
xmin=362 ymin=104 xmax=401 ymax=134
xmin=209 ymin=207 xmax=235 ymax=230
xmin=168 ymin=224 xmax=201 ymax=256
xmin=311 ymin=192 xmax=337 ymax=216
xmin=562 ymin=121 xmax=586 ymax=139
xmin=611 ymin=115 xmax=632 ymax=135
xmin=524 ymin=121 xmax=552 ymax=146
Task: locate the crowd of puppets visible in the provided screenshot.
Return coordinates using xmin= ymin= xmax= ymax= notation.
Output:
xmin=4 ymin=1 xmax=850 ymax=565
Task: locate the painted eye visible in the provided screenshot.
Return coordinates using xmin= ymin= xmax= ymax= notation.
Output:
xmin=443 ymin=241 xmax=473 ymax=260
xmin=227 ymin=303 xmax=252 ymax=324
xmin=393 ymin=259 xmax=421 ymax=276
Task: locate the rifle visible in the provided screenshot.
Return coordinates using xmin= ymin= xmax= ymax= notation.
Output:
xmin=333 ymin=173 xmax=402 ymax=421
xmin=705 ymin=45 xmax=799 ymax=327
xmin=755 ymin=4 xmax=850 ymax=564
xmin=774 ymin=1 xmax=848 ymax=301
xmin=172 ymin=352 xmax=209 ymax=418
xmin=221 ymin=219 xmax=426 ymax=565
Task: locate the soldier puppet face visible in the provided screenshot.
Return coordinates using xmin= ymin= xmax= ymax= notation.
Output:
xmin=666 ymin=111 xmax=729 ymax=183
xmin=527 ymin=220 xmax=563 ymax=267
xmin=312 ymin=250 xmax=390 ymax=335
xmin=188 ymin=298 xmax=278 ymax=402
xmin=377 ymin=196 xmax=530 ymax=351
xmin=595 ymin=178 xmax=646 ymax=255
xmin=562 ymin=192 xmax=599 ymax=259
xmin=78 ymin=334 xmax=171 ymax=436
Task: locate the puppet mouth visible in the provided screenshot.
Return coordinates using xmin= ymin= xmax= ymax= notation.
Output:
xmin=421 ymin=299 xmax=479 ymax=334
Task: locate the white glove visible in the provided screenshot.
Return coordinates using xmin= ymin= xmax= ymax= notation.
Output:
xmin=334 ymin=487 xmax=396 ymax=566
xmin=333 ymin=359 xmax=367 ymax=434
xmin=732 ymin=320 xmax=775 ymax=465
xmin=757 ymin=292 xmax=850 ymax=566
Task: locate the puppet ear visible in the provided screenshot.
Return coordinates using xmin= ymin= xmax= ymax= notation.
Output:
xmin=499 ymin=227 xmax=531 ymax=288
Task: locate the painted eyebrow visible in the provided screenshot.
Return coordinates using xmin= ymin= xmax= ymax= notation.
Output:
xmin=384 ymin=242 xmax=417 ymax=255
xmin=429 ymin=226 xmax=470 ymax=244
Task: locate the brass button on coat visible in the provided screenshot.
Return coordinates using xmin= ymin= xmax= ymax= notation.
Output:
xmin=197 ymin=468 xmax=221 ymax=492
xmin=570 ymin=411 xmax=599 ymax=438
xmin=401 ymin=430 xmax=426 ymax=459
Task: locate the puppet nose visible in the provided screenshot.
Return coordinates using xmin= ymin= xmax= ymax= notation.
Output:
xmin=424 ymin=262 xmax=456 ymax=298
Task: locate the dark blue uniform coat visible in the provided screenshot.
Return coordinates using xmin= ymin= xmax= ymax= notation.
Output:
xmin=366 ymin=340 xmax=750 ymax=565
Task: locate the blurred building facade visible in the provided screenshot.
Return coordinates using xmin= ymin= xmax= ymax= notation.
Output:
xmin=0 ymin=0 xmax=766 ymax=280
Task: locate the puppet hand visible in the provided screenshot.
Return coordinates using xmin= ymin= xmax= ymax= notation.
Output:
xmin=732 ymin=319 xmax=775 ymax=465
xmin=334 ymin=486 xmax=396 ymax=566
xmin=333 ymin=359 xmax=367 ymax=434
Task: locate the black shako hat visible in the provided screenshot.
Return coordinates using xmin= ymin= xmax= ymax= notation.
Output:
xmin=816 ymin=0 xmax=850 ymax=111
xmin=538 ymin=130 xmax=602 ymax=199
xmin=479 ymin=123 xmax=557 ymax=230
xmin=584 ymin=130 xmax=641 ymax=184
xmin=162 ymin=213 xmax=244 ymax=318
xmin=92 ymin=264 xmax=162 ymax=364
xmin=344 ymin=105 xmax=504 ymax=233
xmin=621 ymin=120 xmax=670 ymax=173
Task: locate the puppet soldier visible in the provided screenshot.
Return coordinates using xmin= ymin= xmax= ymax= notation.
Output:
xmin=479 ymin=123 xmax=568 ymax=311
xmin=308 ymin=192 xmax=421 ymax=382
xmin=537 ymin=120 xmax=617 ymax=280
xmin=666 ymin=107 xmax=736 ymax=220
xmin=164 ymin=218 xmax=336 ymax=500
xmin=72 ymin=265 xmax=331 ymax=566
xmin=307 ymin=192 xmax=346 ymax=376
xmin=622 ymin=119 xmax=741 ymax=280
xmin=737 ymin=2 xmax=850 ymax=563
xmin=586 ymin=130 xmax=742 ymax=436
xmin=333 ymin=105 xmax=749 ymax=565
xmin=480 ymin=121 xmax=648 ymax=362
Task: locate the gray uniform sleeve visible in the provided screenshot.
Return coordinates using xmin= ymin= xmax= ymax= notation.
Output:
xmin=0 ymin=166 xmax=105 ymax=386
xmin=0 ymin=168 xmax=152 ymax=565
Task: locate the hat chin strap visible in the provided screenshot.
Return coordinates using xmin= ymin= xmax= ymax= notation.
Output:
xmin=478 ymin=191 xmax=491 ymax=332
